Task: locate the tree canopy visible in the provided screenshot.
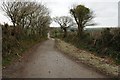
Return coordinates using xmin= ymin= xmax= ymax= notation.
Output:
xmin=53 ymin=16 xmax=74 ymax=37
xmin=2 ymin=1 xmax=51 ymax=37
xmin=70 ymin=5 xmax=95 ymax=37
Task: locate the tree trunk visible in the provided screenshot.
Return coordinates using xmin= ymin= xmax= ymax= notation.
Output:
xmin=63 ymin=28 xmax=67 ymax=38
xmin=62 ymin=28 xmax=67 ymax=38
xmin=77 ymin=24 xmax=83 ymax=37
xmin=13 ymin=22 xmax=16 ymax=27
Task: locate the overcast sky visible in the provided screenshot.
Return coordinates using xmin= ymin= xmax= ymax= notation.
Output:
xmin=0 ymin=0 xmax=119 ymax=28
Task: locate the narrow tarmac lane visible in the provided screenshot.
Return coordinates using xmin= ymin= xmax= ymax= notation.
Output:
xmin=18 ymin=39 xmax=107 ymax=78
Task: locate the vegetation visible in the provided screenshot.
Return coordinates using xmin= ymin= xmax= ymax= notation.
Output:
xmin=54 ymin=28 xmax=120 ymax=64
xmin=2 ymin=1 xmax=51 ymax=66
xmin=51 ymin=4 xmax=120 ymax=65
xmin=53 ymin=16 xmax=74 ymax=38
xmin=56 ymin=39 xmax=118 ymax=77
xmin=49 ymin=27 xmax=62 ymax=38
xmin=1 ymin=1 xmax=120 ymax=73
xmin=70 ymin=5 xmax=95 ymax=37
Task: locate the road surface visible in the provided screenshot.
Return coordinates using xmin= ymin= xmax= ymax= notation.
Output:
xmin=3 ymin=39 xmax=108 ymax=78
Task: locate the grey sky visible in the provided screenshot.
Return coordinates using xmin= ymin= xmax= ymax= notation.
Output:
xmin=118 ymin=1 xmax=120 ymax=26
xmin=0 ymin=0 xmax=119 ymax=28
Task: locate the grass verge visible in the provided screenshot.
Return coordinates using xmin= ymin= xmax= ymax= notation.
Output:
xmin=55 ymin=39 xmax=119 ymax=78
xmin=2 ymin=38 xmax=47 ymax=67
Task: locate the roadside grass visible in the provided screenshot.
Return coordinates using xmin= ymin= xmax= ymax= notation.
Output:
xmin=2 ymin=38 xmax=47 ymax=67
xmin=55 ymin=39 xmax=119 ymax=78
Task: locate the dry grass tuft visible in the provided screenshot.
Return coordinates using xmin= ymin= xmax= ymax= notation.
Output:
xmin=56 ymin=39 xmax=119 ymax=77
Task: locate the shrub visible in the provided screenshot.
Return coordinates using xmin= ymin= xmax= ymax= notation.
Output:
xmin=57 ymin=28 xmax=120 ymax=64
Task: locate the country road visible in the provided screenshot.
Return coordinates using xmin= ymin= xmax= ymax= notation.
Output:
xmin=3 ymin=39 xmax=108 ymax=78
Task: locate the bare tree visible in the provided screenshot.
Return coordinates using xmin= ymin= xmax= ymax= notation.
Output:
xmin=53 ymin=16 xmax=74 ymax=37
xmin=2 ymin=1 xmax=51 ymax=38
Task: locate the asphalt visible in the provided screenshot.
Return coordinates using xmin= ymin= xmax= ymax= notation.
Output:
xmin=3 ymin=39 xmax=108 ymax=78
xmin=19 ymin=39 xmax=107 ymax=78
